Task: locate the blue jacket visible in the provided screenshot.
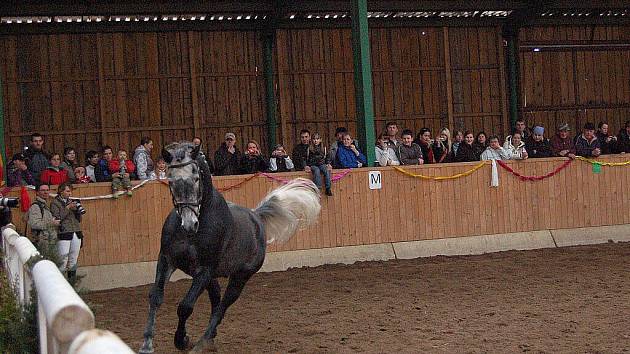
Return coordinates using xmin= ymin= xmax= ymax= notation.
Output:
xmin=335 ymin=145 xmax=367 ymax=168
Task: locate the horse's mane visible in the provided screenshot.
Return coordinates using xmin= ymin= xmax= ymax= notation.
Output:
xmin=164 ymin=141 xmax=194 ymax=162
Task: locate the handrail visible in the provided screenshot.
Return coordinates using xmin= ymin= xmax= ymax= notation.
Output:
xmin=33 ymin=260 xmax=95 ymax=353
xmin=2 ymin=226 xmax=134 ymax=353
xmin=2 ymin=224 xmax=39 ymax=304
xmin=67 ymin=329 xmax=134 ymax=354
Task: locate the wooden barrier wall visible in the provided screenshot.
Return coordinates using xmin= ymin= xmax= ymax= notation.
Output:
xmin=5 ymin=155 xmax=630 ymax=267
xmin=276 ymin=26 xmax=508 ymax=146
xmin=519 ymin=25 xmax=630 ymax=134
xmin=1 ymin=25 xmax=507 ymax=159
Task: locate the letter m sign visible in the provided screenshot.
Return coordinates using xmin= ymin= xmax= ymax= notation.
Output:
xmin=368 ymin=171 xmax=382 ymax=190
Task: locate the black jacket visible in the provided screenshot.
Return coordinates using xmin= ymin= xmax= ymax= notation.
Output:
xmin=214 ymin=144 xmax=243 ymax=176
xmin=454 ymin=143 xmax=478 ymax=162
xmin=617 ymin=129 xmax=630 ymax=153
xmin=292 ymin=143 xmax=310 ymax=171
xmin=526 ymin=139 xmax=553 ymax=158
xmin=240 ymin=154 xmax=268 ymax=174
xmin=306 ymin=145 xmax=330 ymax=167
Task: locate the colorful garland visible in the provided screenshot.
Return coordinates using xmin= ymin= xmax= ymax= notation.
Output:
xmin=393 ymin=161 xmax=487 ymax=180
xmin=575 ymin=156 xmax=630 ymax=166
xmin=496 ymin=159 xmax=573 ymax=181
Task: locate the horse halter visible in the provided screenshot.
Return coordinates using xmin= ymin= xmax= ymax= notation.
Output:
xmin=167 ymin=159 xmax=203 ymax=218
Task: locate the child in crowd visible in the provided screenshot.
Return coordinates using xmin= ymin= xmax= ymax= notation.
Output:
xmin=74 ymin=166 xmax=92 ymax=183
xmin=268 ymin=144 xmax=294 ymax=172
xmin=108 ymin=150 xmax=135 ymax=197
xmin=306 ymin=133 xmax=333 ymax=196
xmin=150 ymin=157 xmax=168 ymax=180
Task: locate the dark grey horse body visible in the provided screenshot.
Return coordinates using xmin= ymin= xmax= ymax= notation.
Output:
xmin=140 ymin=142 xmax=320 ymax=353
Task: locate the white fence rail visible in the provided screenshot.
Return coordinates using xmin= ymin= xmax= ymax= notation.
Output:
xmin=1 ymin=224 xmax=133 ymax=354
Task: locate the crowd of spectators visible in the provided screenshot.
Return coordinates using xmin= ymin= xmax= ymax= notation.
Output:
xmin=5 ymin=119 xmax=630 ymax=193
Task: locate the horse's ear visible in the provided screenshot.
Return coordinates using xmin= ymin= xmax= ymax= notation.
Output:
xmin=190 ymin=144 xmax=200 ymax=160
xmin=162 ymin=147 xmax=173 ymax=164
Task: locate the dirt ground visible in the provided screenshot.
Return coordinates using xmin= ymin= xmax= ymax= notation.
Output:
xmin=86 ymin=243 xmax=630 ymax=353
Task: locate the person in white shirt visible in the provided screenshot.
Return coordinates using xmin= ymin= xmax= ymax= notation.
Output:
xmin=503 ymin=132 xmax=528 ymax=160
xmin=481 ymin=136 xmax=512 ymax=160
xmin=375 ymin=133 xmax=400 ymax=166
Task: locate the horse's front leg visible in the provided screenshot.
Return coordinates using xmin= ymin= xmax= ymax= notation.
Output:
xmin=191 ymin=272 xmax=252 ymax=353
xmin=140 ymin=253 xmax=174 ymax=354
xmin=174 ymin=267 xmax=212 ymax=351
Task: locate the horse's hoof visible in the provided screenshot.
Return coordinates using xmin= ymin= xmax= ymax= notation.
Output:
xmin=174 ymin=334 xmax=190 ymax=351
xmin=190 ymin=338 xmax=217 ymax=353
xmin=138 ymin=347 xmax=154 ymax=354
xmin=139 ymin=339 xmax=154 ymax=353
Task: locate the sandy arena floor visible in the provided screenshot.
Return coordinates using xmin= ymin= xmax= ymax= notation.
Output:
xmin=85 ymin=242 xmax=630 ymax=353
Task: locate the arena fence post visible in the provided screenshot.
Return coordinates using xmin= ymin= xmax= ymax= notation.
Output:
xmin=263 ymin=27 xmax=278 ymax=153
xmin=0 ymin=69 xmax=6 ymax=186
xmin=32 ymin=260 xmax=95 ymax=354
xmin=351 ymin=0 xmax=376 ymax=166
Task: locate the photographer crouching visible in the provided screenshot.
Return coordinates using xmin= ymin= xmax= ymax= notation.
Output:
xmin=50 ymin=182 xmax=85 ymax=280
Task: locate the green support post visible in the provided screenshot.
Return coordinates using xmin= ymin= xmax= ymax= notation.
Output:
xmin=0 ymin=70 xmax=6 ymax=186
xmin=351 ymin=0 xmax=376 ymax=166
xmin=506 ymin=34 xmax=520 ymax=130
xmin=263 ymin=29 xmax=277 ymax=154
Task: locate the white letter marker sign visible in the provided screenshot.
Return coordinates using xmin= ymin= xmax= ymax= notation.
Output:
xmin=368 ymin=171 xmax=382 ymax=190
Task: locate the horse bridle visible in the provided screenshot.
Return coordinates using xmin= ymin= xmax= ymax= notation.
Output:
xmin=167 ymin=159 xmax=203 ymax=218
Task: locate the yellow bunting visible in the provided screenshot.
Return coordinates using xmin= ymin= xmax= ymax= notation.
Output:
xmin=393 ymin=161 xmax=487 ymax=180
xmin=575 ymin=156 xmax=630 ymax=166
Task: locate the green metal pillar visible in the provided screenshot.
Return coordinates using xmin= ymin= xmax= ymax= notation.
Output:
xmin=263 ymin=29 xmax=277 ymax=153
xmin=351 ymin=0 xmax=376 ymax=166
xmin=506 ymin=34 xmax=520 ymax=130
xmin=0 ymin=70 xmax=6 ymax=186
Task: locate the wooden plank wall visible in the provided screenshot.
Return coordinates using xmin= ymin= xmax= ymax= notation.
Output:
xmin=276 ymin=26 xmax=508 ymax=147
xmin=5 ymin=155 xmax=630 ymax=267
xmin=0 ymin=30 xmax=266 ymax=161
xmin=1 ymin=25 xmax=508 ymax=160
xmin=519 ymin=25 xmax=630 ymax=135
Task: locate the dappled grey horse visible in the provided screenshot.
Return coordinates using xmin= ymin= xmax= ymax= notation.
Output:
xmin=139 ymin=142 xmax=320 ymax=353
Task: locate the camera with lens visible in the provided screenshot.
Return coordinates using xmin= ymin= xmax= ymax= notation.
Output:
xmin=71 ymin=199 xmax=86 ymax=215
xmin=0 ymin=197 xmax=19 ymax=208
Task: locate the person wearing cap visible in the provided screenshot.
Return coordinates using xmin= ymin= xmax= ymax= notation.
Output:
xmin=575 ymin=122 xmax=602 ymax=157
xmin=269 ymin=143 xmax=294 ymax=173
xmin=617 ymin=121 xmax=630 ymax=153
xmin=525 ymin=126 xmax=552 ymax=158
xmin=214 ymin=132 xmax=242 ymax=176
xmin=551 ymin=123 xmax=576 ymax=158
xmin=8 ymin=153 xmax=35 ymax=187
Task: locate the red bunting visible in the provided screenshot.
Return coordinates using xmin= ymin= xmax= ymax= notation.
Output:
xmin=497 ymin=159 xmax=573 ymax=181
xmin=20 ymin=186 xmax=31 ymax=212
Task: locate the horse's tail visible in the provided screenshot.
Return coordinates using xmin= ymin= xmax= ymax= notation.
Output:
xmin=255 ymin=178 xmax=321 ymax=244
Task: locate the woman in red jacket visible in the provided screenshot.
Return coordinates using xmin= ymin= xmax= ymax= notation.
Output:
xmin=40 ymin=154 xmax=70 ymax=186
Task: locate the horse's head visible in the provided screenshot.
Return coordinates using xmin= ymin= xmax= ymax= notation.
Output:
xmin=163 ymin=142 xmax=203 ymax=233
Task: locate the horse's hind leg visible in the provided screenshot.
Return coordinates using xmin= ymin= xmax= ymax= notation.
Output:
xmin=140 ymin=253 xmax=174 ymax=354
xmin=192 ymin=273 xmax=252 ymax=352
xmin=174 ymin=268 xmax=212 ymax=350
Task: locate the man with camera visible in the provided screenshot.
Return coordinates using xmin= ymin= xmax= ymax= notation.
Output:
xmin=50 ymin=182 xmax=85 ymax=280
xmin=27 ymin=184 xmax=60 ymax=252
xmin=0 ymin=192 xmax=19 ymax=229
